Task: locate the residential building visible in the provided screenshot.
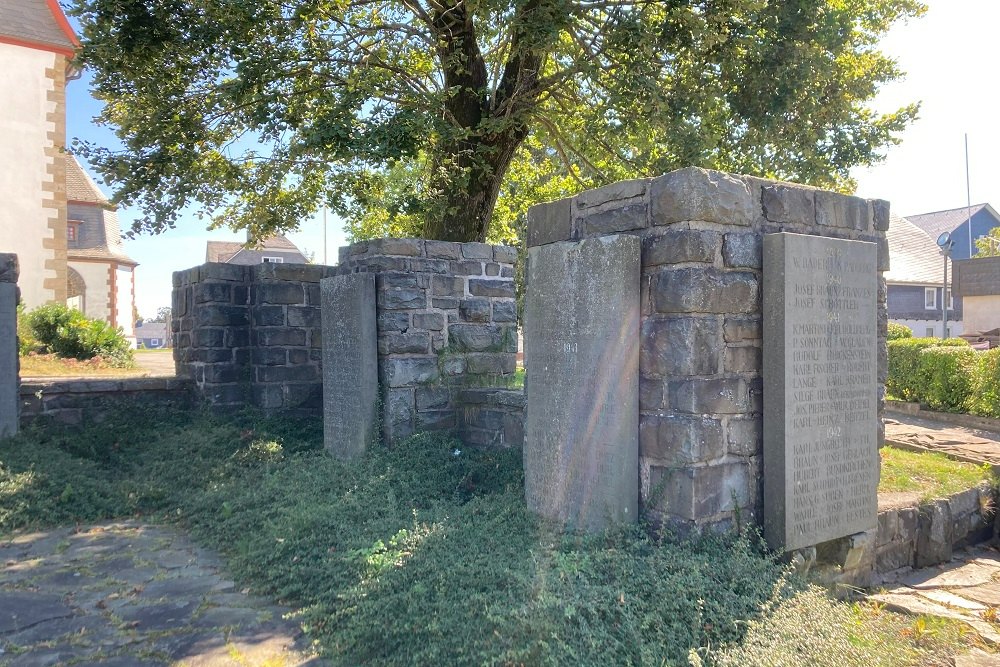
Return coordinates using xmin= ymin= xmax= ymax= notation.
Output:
xmin=906 ymin=203 xmax=1000 ymax=261
xmin=65 ymin=154 xmax=138 ymax=344
xmin=135 ymin=321 xmax=169 ymax=349
xmin=954 ymin=256 xmax=1000 ymax=339
xmin=0 ymin=0 xmax=78 ymax=308
xmin=205 ymin=235 xmax=308 ymax=265
xmin=885 ymin=214 xmax=962 ymax=338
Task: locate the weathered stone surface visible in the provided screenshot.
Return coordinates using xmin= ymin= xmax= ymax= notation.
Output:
xmin=669 ymin=378 xmax=752 ymax=414
xmin=652 ymin=268 xmax=758 ymax=314
xmin=492 ymin=300 xmax=517 ymax=323
xmin=650 ymin=168 xmax=754 ymax=226
xmin=641 ymin=316 xmax=720 ymax=377
xmin=383 ymin=357 xmax=440 ymax=388
xmin=322 ymin=274 xmax=379 ymax=459
xmin=872 ymin=199 xmax=891 ymax=232
xmin=0 ymin=253 xmax=18 ymax=283
xmin=459 ymin=298 xmax=492 ymax=323
xmin=524 ymin=235 xmax=640 ymax=531
xmin=723 ymin=233 xmax=762 ymax=269
xmin=412 ymin=311 xmax=445 ymax=330
xmin=461 ymin=242 xmax=494 ymax=259
xmin=723 ymin=315 xmax=761 ymax=342
xmin=527 ymin=197 xmax=572 ymax=247
xmin=368 ymin=237 xmax=424 ymax=256
xmin=576 ymin=178 xmax=647 ymax=208
xmin=494 ymin=245 xmax=519 ymax=264
xmin=815 ymin=191 xmax=870 ymax=231
xmin=578 ymin=204 xmax=647 ymax=236
xmin=640 ymin=414 xmax=724 ymax=464
xmin=642 ymin=229 xmax=720 ymax=266
xmin=0 ymin=282 xmax=17 ymax=437
xmin=726 ymin=417 xmax=761 ymax=457
xmin=448 ymin=323 xmax=506 ymax=352
xmin=469 ymin=278 xmax=515 ymax=298
xmin=378 ymin=332 xmax=430 ymax=355
xmin=724 ymin=345 xmax=761 ymax=374
xmin=649 ymin=462 xmax=751 ymax=521
xmin=425 ymin=240 xmax=462 ymax=259
xmin=380 ymin=287 xmax=426 ymax=310
xmin=762 ymin=233 xmax=878 ymax=551
xmin=761 ymin=184 xmax=815 ymax=225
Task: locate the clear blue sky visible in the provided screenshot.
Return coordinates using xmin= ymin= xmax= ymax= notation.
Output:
xmin=65 ymin=1 xmax=999 ymax=317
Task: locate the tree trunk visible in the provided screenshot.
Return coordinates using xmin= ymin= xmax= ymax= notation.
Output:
xmin=423 ymin=132 xmax=526 ymax=243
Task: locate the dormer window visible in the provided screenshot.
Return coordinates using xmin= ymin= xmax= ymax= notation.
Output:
xmin=262 ymin=256 xmax=283 ymax=263
xmin=67 ymin=220 xmax=81 ymax=242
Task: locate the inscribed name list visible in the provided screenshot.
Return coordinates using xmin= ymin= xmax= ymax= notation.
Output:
xmin=763 ymin=233 xmax=879 ymax=551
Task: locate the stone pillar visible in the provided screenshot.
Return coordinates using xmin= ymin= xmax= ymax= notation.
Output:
xmin=172 ymin=263 xmax=251 ymax=409
xmin=321 ymin=273 xmax=378 ymax=459
xmin=0 ymin=254 xmax=19 ymax=437
xmin=338 ymin=239 xmax=518 ymax=443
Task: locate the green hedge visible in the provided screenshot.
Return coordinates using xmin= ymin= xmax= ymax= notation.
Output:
xmin=886 ymin=321 xmax=913 ymax=341
xmin=22 ymin=303 xmax=134 ymax=368
xmin=969 ymin=348 xmax=1000 ymax=418
xmin=886 ymin=337 xmax=968 ymax=402
xmin=917 ymin=345 xmax=977 ymax=411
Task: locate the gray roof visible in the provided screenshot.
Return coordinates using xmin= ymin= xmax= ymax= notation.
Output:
xmin=905 ymin=204 xmax=997 ymax=240
xmin=0 ymin=0 xmax=77 ymax=53
xmin=206 ymin=235 xmax=306 ymax=264
xmin=66 ymin=154 xmax=111 ymax=206
xmin=885 ymin=214 xmax=951 ymax=285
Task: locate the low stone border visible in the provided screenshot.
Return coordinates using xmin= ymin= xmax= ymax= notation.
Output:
xmin=886 ymin=401 xmax=1000 ymax=434
xmin=19 ymin=378 xmax=193 ymax=426
xmin=458 ymin=388 xmax=525 ymax=448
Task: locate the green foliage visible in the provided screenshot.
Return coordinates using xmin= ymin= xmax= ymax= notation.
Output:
xmin=74 ymin=0 xmax=925 ymax=242
xmin=886 ymin=337 xmax=967 ymax=402
xmin=968 ymin=348 xmax=1000 ymax=418
xmin=917 ymin=345 xmax=977 ymax=412
xmin=23 ymin=303 xmax=134 ymax=368
xmin=878 ymin=446 xmax=994 ymax=500
xmin=3 ymin=408 xmax=794 ymax=664
xmin=16 ymin=302 xmax=41 ymax=356
xmin=886 ymin=321 xmax=913 ymax=341
xmin=974 ymin=226 xmax=1000 ymax=257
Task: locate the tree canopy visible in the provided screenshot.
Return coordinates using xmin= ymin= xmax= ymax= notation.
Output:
xmin=975 ymin=227 xmax=1000 ymax=257
xmin=74 ymin=0 xmax=925 ymax=244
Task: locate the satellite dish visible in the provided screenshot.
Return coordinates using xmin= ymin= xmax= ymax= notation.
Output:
xmin=936 ymin=232 xmax=952 ymax=248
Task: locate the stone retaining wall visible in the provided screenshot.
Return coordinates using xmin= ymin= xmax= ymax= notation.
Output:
xmin=887 ymin=401 xmax=1000 ymax=434
xmin=526 ymin=167 xmax=890 ymax=531
xmin=335 ymin=239 xmax=518 ymax=443
xmin=0 ymin=254 xmax=18 ymax=437
xmin=172 ymin=262 xmax=337 ymax=414
xmin=19 ymin=378 xmax=194 ymax=426
xmin=819 ymin=483 xmax=997 ymax=588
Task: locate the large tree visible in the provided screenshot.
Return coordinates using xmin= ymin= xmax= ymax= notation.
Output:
xmin=74 ymin=0 xmax=924 ymax=243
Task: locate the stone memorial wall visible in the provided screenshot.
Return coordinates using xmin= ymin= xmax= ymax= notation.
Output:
xmin=335 ymin=239 xmax=518 ymax=443
xmin=762 ymin=233 xmax=879 ymax=551
xmin=526 ymin=167 xmax=889 ymax=532
xmin=523 ymin=235 xmax=640 ymax=531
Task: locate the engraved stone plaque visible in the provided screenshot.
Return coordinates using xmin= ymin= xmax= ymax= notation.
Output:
xmin=321 ymin=273 xmax=378 ymax=460
xmin=763 ymin=233 xmax=879 ymax=551
xmin=523 ymin=235 xmax=640 ymax=532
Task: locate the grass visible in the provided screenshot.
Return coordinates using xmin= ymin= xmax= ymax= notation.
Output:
xmin=879 ymin=446 xmax=995 ymax=500
xmin=0 ymin=409 xmax=985 ymax=665
xmin=18 ymin=353 xmax=147 ymax=378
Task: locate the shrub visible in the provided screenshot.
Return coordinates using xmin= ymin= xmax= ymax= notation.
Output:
xmin=969 ymin=348 xmax=1000 ymax=418
xmin=886 ymin=337 xmax=968 ymax=402
xmin=16 ymin=302 xmax=42 ymax=356
xmin=24 ymin=303 xmax=134 ymax=367
xmin=885 ymin=322 xmax=912 ymax=341
xmin=916 ymin=346 xmax=977 ymax=411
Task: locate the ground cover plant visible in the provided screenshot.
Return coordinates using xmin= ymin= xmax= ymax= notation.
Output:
xmin=878 ymin=446 xmax=995 ymax=501
xmin=0 ymin=408 xmax=984 ymax=665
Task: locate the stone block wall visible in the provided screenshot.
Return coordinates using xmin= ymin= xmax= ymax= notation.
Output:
xmin=172 ymin=262 xmax=337 ymax=414
xmin=458 ymin=388 xmax=525 ymax=448
xmin=526 ymin=167 xmax=890 ymax=531
xmin=336 ymin=239 xmax=518 ymax=442
xmin=1 ymin=253 xmax=19 ymax=437
xmin=19 ymin=378 xmax=193 ymax=426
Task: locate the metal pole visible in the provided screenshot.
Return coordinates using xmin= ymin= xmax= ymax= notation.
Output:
xmin=942 ymin=252 xmax=948 ymax=339
xmin=966 ymin=134 xmax=973 ymax=257
xmin=323 ymin=205 xmax=328 ymax=265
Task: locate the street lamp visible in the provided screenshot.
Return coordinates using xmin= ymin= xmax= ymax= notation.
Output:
xmin=936 ymin=232 xmax=955 ymax=339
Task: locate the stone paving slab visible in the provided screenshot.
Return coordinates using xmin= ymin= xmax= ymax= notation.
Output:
xmin=872 ymin=545 xmax=1000 ymax=647
xmin=885 ymin=413 xmax=1000 ymax=467
xmin=0 ymin=521 xmax=325 ymax=666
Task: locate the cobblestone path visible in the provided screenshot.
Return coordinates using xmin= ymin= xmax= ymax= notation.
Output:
xmin=0 ymin=521 xmax=324 ymax=666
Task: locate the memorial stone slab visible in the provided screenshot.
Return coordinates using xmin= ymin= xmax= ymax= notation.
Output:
xmin=321 ymin=274 xmax=378 ymax=459
xmin=0 ymin=282 xmax=18 ymax=438
xmin=763 ymin=233 xmax=879 ymax=551
xmin=523 ymin=235 xmax=640 ymax=532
